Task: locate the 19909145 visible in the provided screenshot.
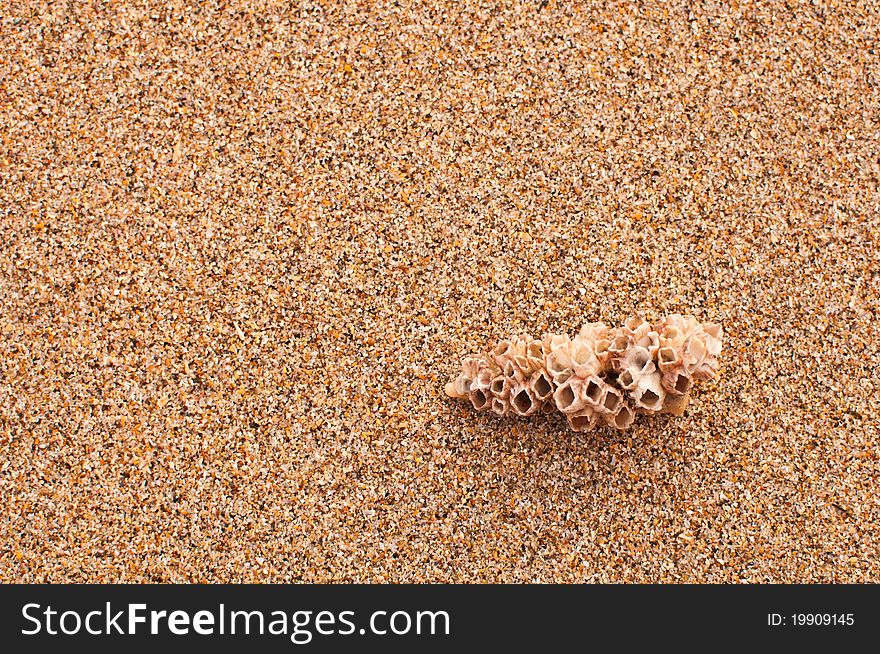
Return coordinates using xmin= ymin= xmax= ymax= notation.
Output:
xmin=768 ymin=613 xmax=854 ymax=627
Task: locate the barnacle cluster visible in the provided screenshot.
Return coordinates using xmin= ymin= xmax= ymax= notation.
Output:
xmin=444 ymin=315 xmax=722 ymax=432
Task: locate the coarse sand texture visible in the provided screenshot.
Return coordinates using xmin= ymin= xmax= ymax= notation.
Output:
xmin=1 ymin=1 xmax=878 ymax=582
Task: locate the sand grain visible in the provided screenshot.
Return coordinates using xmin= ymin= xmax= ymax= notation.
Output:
xmin=1 ymin=0 xmax=878 ymax=582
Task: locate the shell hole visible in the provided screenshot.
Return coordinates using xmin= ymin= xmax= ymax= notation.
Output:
xmin=557 ymin=385 xmax=575 ymax=409
xmin=675 ymin=374 xmax=692 ymax=394
xmin=470 ymin=389 xmax=489 ymax=410
xmin=604 ymin=391 xmax=621 ymax=412
xmin=513 ymin=390 xmax=532 ymax=413
xmin=641 ymin=389 xmax=660 ymax=408
xmin=586 ymin=380 xmax=603 ymax=403
xmin=534 ymin=375 xmax=552 ymax=398
xmin=614 ymin=407 xmax=633 ymax=429
xmin=571 ymin=414 xmax=592 ymax=430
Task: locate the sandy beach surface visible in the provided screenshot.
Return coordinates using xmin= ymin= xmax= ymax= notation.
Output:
xmin=1 ymin=0 xmax=878 ymax=582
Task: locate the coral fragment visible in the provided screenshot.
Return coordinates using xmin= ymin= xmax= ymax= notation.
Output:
xmin=445 ymin=315 xmax=722 ymax=433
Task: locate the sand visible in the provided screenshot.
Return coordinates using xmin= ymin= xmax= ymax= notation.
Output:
xmin=1 ymin=0 xmax=878 ymax=582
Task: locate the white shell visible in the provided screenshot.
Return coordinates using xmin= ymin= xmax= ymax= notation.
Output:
xmin=468 ymin=387 xmax=492 ymax=411
xmin=606 ymin=402 xmax=635 ymax=430
xmin=553 ymin=377 xmax=585 ymax=415
xmin=577 ymin=321 xmax=610 ymax=343
xmin=632 ymin=372 xmax=666 ymax=413
xmin=661 ymin=370 xmax=693 ymax=396
xmin=529 ymin=370 xmax=555 ymax=402
xmin=567 ymin=407 xmax=599 ymax=433
xmin=445 ymin=315 xmax=722 ymax=431
xmin=491 ymin=397 xmax=511 ymax=416
xmin=509 ymin=383 xmax=540 ymax=417
xmin=581 ymin=375 xmax=608 ymax=411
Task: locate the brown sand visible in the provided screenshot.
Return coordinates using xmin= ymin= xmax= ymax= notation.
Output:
xmin=1 ymin=1 xmax=878 ymax=583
